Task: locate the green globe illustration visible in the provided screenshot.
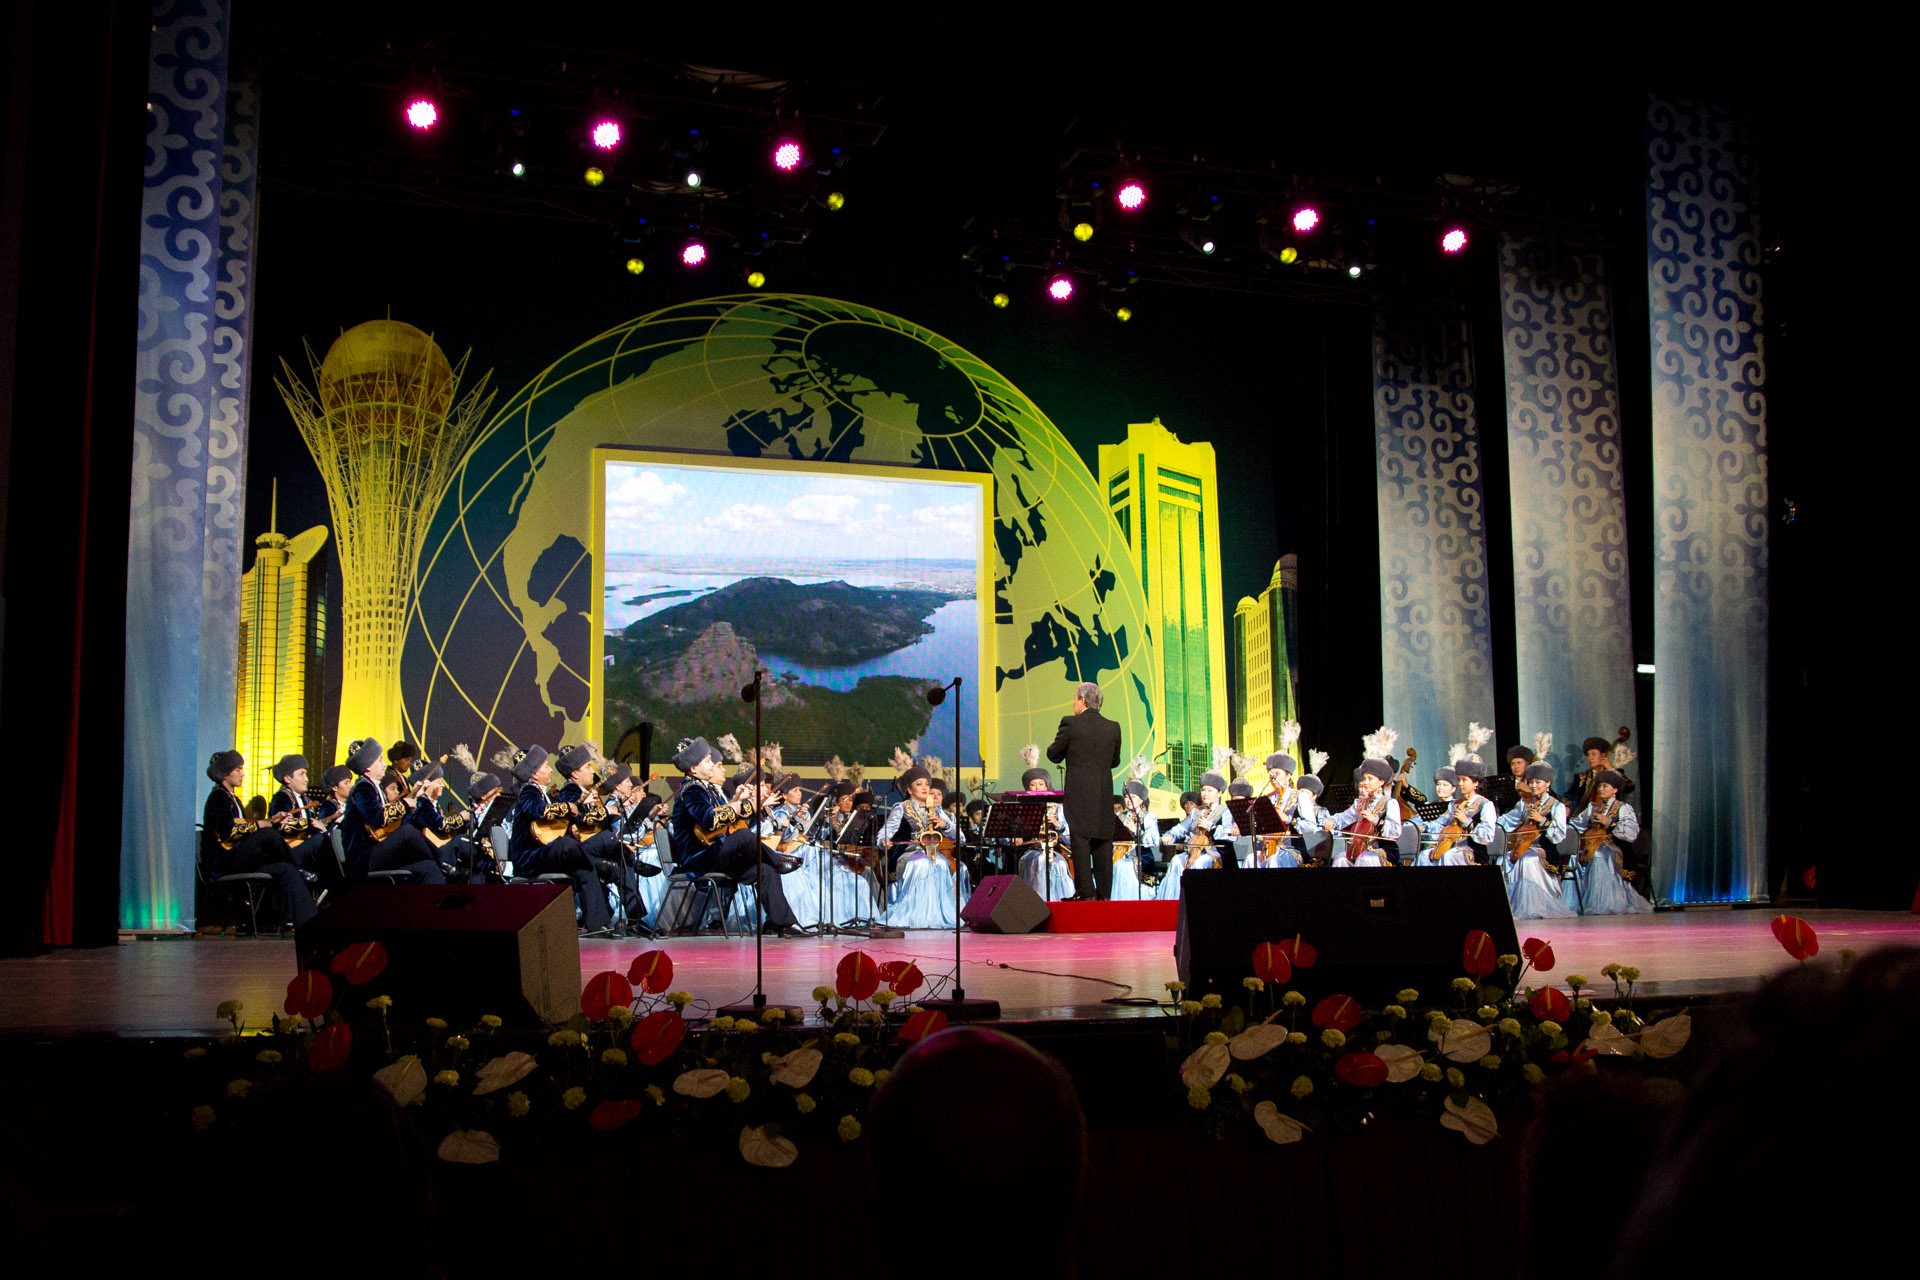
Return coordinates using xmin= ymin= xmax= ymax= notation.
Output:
xmin=403 ymin=295 xmax=1155 ymax=785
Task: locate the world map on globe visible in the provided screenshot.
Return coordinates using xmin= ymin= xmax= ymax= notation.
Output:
xmin=403 ymin=294 xmax=1157 ymax=786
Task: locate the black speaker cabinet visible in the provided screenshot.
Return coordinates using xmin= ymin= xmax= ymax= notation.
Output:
xmin=1174 ymin=867 xmax=1520 ymax=1005
xmin=296 ymin=884 xmax=581 ymax=1027
xmin=961 ymin=874 xmax=1052 ymax=934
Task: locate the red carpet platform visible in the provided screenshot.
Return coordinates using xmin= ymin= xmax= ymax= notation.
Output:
xmin=1043 ymin=899 xmax=1178 ymax=933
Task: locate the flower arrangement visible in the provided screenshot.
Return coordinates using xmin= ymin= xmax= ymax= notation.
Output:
xmin=181 ymin=946 xmax=946 ymax=1168
xmin=1170 ymin=931 xmax=1693 ymax=1146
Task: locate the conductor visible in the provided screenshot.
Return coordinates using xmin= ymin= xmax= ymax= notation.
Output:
xmin=1047 ymin=680 xmax=1123 ymax=901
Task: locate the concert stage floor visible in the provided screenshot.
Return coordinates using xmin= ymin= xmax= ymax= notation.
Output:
xmin=3 ymin=907 xmax=1917 ymax=1040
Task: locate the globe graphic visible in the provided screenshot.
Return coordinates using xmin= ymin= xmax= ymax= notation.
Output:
xmin=403 ymin=295 xmax=1156 ymax=786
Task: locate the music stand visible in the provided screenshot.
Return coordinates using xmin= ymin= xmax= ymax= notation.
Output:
xmin=1227 ymin=795 xmax=1287 ymax=868
xmin=984 ymin=791 xmax=1057 ymax=897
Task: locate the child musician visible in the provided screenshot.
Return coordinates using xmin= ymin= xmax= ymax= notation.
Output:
xmin=1417 ymin=759 xmax=1499 ymax=866
xmin=1012 ymin=764 xmax=1075 ymax=902
xmin=1112 ymin=779 xmax=1158 ymax=899
xmin=1155 ymin=770 xmax=1237 ymax=898
xmin=1497 ymin=761 xmax=1577 ymax=919
xmin=1257 ymin=751 xmax=1320 ymax=867
xmin=1325 ymin=758 xmax=1403 ymax=866
xmin=1567 ymin=769 xmax=1654 ymax=914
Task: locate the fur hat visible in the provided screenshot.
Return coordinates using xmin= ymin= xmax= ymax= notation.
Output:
xmin=828 ymin=780 xmax=856 ymax=798
xmin=1505 ymin=745 xmax=1536 ymax=766
xmin=1123 ymin=779 xmax=1149 ymax=802
xmin=1582 ymin=736 xmax=1613 ymax=756
xmin=672 ymin=737 xmax=718 ymax=774
xmin=387 ymin=741 xmax=418 ymax=765
xmin=1453 ymin=758 xmax=1486 ymax=780
xmin=1228 ymin=779 xmax=1253 ymax=798
xmin=771 ymin=771 xmax=803 ymax=796
xmin=272 ymin=754 xmax=308 ymax=782
xmin=467 ymin=771 xmax=502 ymax=802
xmin=346 ymin=739 xmax=383 ymax=772
xmin=207 ymin=750 xmax=244 ymax=782
xmin=1296 ymin=774 xmax=1325 ymax=797
xmin=511 ymin=744 xmax=549 ymax=782
xmin=1199 ymin=770 xmax=1227 ymax=792
xmin=900 ymin=765 xmax=932 ymax=790
xmin=321 ymin=764 xmax=354 ymax=791
xmin=1359 ymin=757 xmax=1394 ymax=783
xmin=1265 ymin=752 xmax=1297 ymax=775
xmin=1595 ymin=769 xmax=1628 ymax=791
xmin=596 ymin=763 xmax=632 ymax=794
xmin=1433 ymin=766 xmax=1458 ymax=786
xmin=556 ymin=744 xmax=594 ymax=777
xmin=1523 ymin=761 xmax=1557 ymax=783
xmin=1021 ymin=768 xmax=1053 ymax=788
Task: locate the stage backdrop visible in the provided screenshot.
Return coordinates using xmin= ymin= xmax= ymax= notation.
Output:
xmin=1372 ymin=309 xmax=1497 ymax=767
xmin=1498 ymin=234 xmax=1639 ymax=782
xmin=122 ymin=0 xmax=258 ymax=931
xmin=400 ymin=295 xmax=1158 ymax=786
xmin=1644 ymin=96 xmax=1768 ymax=905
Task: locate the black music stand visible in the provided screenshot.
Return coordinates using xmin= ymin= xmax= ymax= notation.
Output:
xmin=984 ymin=791 xmax=1058 ymax=897
xmin=1227 ymin=795 xmax=1287 ymax=867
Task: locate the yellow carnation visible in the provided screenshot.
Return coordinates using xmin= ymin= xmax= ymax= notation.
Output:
xmin=667 ymin=991 xmax=693 ymax=1009
xmin=1283 ymin=991 xmax=1306 ymax=1008
xmin=1287 ymin=1031 xmax=1308 ymax=1045
xmin=1451 ymin=977 xmax=1476 ymax=993
xmin=190 ymin=1105 xmax=216 ymax=1130
xmin=1478 ymin=1054 xmax=1502 ymax=1071
xmin=1242 ymin=977 xmax=1265 ymax=992
xmin=1187 ymin=1085 xmax=1212 ymax=1110
xmin=601 ymin=1048 xmax=628 ymax=1066
xmin=848 ymin=1067 xmax=875 ymax=1087
xmin=215 ymin=1000 xmax=244 ymax=1020
xmin=645 ymin=1085 xmax=665 ymax=1105
xmin=254 ymin=1050 xmax=282 ymax=1065
xmin=1200 ymin=994 xmax=1223 ymax=1009
xmin=1445 ymin=1067 xmax=1465 ymax=1088
xmin=1165 ymin=981 xmax=1186 ymax=994
xmin=1320 ymin=1028 xmax=1346 ymax=1049
xmin=446 ymin=1036 xmax=470 ymax=1051
xmin=836 ymin=1115 xmax=862 ymax=1142
xmin=225 ymin=1078 xmax=250 ymax=1098
xmin=833 ymin=1032 xmax=860 ymax=1047
xmin=365 ymin=995 xmax=392 ymax=1012
xmin=561 ymin=1086 xmax=586 ymax=1110
xmin=507 ymin=1091 xmax=531 ymax=1117
xmin=1498 ymin=1018 xmax=1522 ymax=1037
xmin=1420 ymin=1062 xmax=1444 ymax=1082
xmin=1384 ymin=1005 xmax=1406 ymax=1019
xmin=1290 ymin=1075 xmax=1314 ymax=1099
xmin=1205 ymin=1031 xmax=1228 ymax=1046
xmin=795 ymin=1092 xmax=816 ymax=1114
xmin=726 ymin=1077 xmax=750 ymax=1103
xmin=424 ymin=1017 xmax=447 ymax=1030
xmin=434 ymin=1069 xmax=459 ymax=1087
xmin=1396 ymin=988 xmax=1419 ymax=1004
xmin=1180 ymin=1001 xmax=1204 ymax=1016
xmin=873 ymin=990 xmax=896 ymax=1007
xmin=479 ymin=1015 xmax=503 ymax=1029
xmin=1522 ymin=1064 xmax=1544 ymax=1084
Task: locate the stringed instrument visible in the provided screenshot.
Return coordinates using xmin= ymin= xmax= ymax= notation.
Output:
xmin=692 ymin=782 xmax=755 ymax=847
xmin=1346 ymin=754 xmax=1415 ymax=863
xmin=1431 ymin=795 xmax=1476 ymax=862
xmin=368 ymin=797 xmax=412 ymax=843
xmin=1391 ymin=747 xmax=1418 ymax=822
xmin=529 ymin=802 xmax=575 ymax=845
xmin=422 ymin=808 xmax=472 ymax=850
xmin=1578 ymin=797 xmax=1619 ymax=863
xmin=217 ymin=818 xmax=269 ymax=850
xmin=1508 ymin=795 xmax=1550 ymax=861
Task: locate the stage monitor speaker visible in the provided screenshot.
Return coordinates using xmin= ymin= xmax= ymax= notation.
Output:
xmin=1175 ymin=867 xmax=1520 ymax=1005
xmin=296 ymin=884 xmax=580 ymax=1028
xmin=961 ymin=875 xmax=1052 ymax=934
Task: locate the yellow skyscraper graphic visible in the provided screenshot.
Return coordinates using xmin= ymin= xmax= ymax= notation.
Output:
xmin=1098 ymin=418 xmax=1228 ymax=792
xmin=235 ymin=489 xmax=329 ymax=803
xmin=1233 ymin=555 xmax=1300 ymax=762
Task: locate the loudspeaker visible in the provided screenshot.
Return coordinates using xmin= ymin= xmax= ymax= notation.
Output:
xmin=961 ymin=874 xmax=1052 ymax=934
xmin=1175 ymin=868 xmax=1520 ymax=1005
xmin=296 ymin=884 xmax=581 ymax=1027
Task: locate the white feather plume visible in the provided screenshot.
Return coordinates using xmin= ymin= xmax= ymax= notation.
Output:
xmin=905 ymin=738 xmax=920 ymax=758
xmin=1308 ymin=748 xmax=1329 ymax=777
xmin=1232 ymin=752 xmax=1261 ymax=779
xmin=1610 ymin=743 xmax=1637 ymax=770
xmin=889 ymin=746 xmax=915 ymax=771
xmin=825 ymin=755 xmax=846 ymax=782
xmin=448 ymin=743 xmax=477 ymax=771
xmin=918 ymin=755 xmax=943 ymax=776
xmin=1278 ymin=720 xmax=1301 ymax=752
xmin=1447 ymin=742 xmax=1467 ymax=767
xmin=716 ymin=734 xmax=745 ymax=764
xmin=1212 ymin=744 xmax=1234 ymax=776
xmin=1533 ymin=732 xmax=1553 ymax=763
xmin=1361 ymin=726 xmax=1399 ymax=761
xmin=489 ymin=748 xmax=515 ymax=770
xmin=760 ymin=742 xmax=784 ymax=770
xmin=1128 ymin=752 xmax=1152 ymax=782
xmin=1466 ymin=722 xmax=1494 ymax=755
xmin=1020 ymin=743 xmax=1042 ymax=770
xmin=848 ymin=761 xmax=865 ymax=786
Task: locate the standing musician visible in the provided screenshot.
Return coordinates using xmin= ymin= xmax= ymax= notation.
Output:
xmin=506 ymin=744 xmax=614 ymax=934
xmin=1047 ymin=680 xmax=1124 ymax=902
xmin=667 ymin=737 xmax=805 ymax=937
xmin=202 ymin=750 xmax=318 ymax=928
xmin=1566 ymin=769 xmax=1653 ymax=915
xmin=1497 ymin=761 xmax=1577 ymax=919
xmin=1568 ymin=737 xmax=1636 ymax=812
xmin=267 ymin=754 xmax=334 ymax=884
xmin=879 ymin=765 xmax=965 ymax=928
xmin=1112 ymin=779 xmax=1158 ymax=899
xmin=1011 ymin=762 xmax=1075 ymax=901
xmin=1155 ymin=771 xmax=1237 ymax=899
xmin=337 ymin=738 xmax=446 ymax=885
xmin=1417 ymin=759 xmax=1499 ymax=866
xmin=1324 ymin=758 xmax=1403 ymax=867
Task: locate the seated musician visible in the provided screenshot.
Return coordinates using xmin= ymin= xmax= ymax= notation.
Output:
xmin=267 ymin=754 xmax=334 ymax=883
xmin=434 ymin=770 xmax=503 ymax=883
xmin=1324 ymin=758 xmax=1403 ymax=867
xmin=1254 ymin=751 xmax=1319 ymax=868
xmin=337 ymin=738 xmax=446 ymax=885
xmin=315 ymin=764 xmax=354 ymax=824
xmin=1227 ymin=778 xmax=1257 ymax=868
xmin=555 ymin=744 xmax=651 ymax=933
xmin=1568 ymin=737 xmax=1637 ymax=813
xmin=503 ymin=745 xmax=615 ymax=934
xmin=1112 ymin=779 xmax=1157 ymax=899
xmin=1417 ymin=760 xmax=1499 ymax=866
xmin=667 ymin=737 xmax=805 ymax=937
xmin=601 ymin=765 xmax=668 ymax=931
xmin=1497 ymin=761 xmax=1577 ymax=919
xmin=880 ymin=765 xmax=966 ymax=928
xmin=756 ymin=771 xmax=823 ymax=931
xmin=1292 ymin=774 xmax=1328 ymax=863
xmin=1011 ymin=760 xmax=1075 ymax=902
xmin=202 ymin=750 xmax=318 ymax=927
xmin=387 ymin=741 xmax=420 ymax=791
xmin=1567 ymin=768 xmax=1653 ymax=915
xmin=1154 ymin=771 xmax=1236 ymax=899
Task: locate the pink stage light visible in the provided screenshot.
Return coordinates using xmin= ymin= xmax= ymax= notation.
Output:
xmin=681 ymin=240 xmax=708 ymax=267
xmin=405 ymin=99 xmax=438 ymax=130
xmin=1441 ymin=227 xmax=1469 ymax=254
xmin=591 ymin=119 xmax=622 ymax=150
xmin=1047 ymin=275 xmax=1074 ymax=301
xmin=772 ymin=140 xmax=803 ymax=171
xmin=1116 ymin=181 xmax=1147 ymax=211
xmin=1291 ymin=205 xmax=1320 ymax=234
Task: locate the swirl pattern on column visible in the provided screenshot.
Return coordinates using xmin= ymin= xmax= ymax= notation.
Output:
xmin=1499 ymin=233 xmax=1637 ymax=782
xmin=1644 ymin=94 xmax=1769 ymax=905
xmin=1373 ymin=310 xmax=1496 ymax=764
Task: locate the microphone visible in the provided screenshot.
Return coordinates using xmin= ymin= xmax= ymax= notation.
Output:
xmin=740 ymin=670 xmax=768 ymax=703
xmin=926 ymin=675 xmax=962 ymax=705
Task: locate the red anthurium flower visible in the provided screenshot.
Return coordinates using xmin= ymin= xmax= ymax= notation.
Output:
xmin=308 ymin=1023 xmax=352 ymax=1072
xmin=1312 ymin=994 xmax=1362 ymax=1031
xmin=329 ymin=940 xmax=389 ymax=986
xmin=836 ymin=951 xmax=880 ymax=1001
xmin=1569 ymin=1046 xmax=1598 ymax=1066
xmin=1549 ymin=1049 xmax=1569 ymax=1064
xmin=589 ymin=1098 xmax=643 ymax=1131
xmin=1276 ymin=936 xmax=1317 ymax=969
xmin=1252 ymin=942 xmax=1292 ymax=985
xmin=630 ymin=1010 xmax=685 ymax=1066
xmin=581 ymin=971 xmax=634 ymax=1021
xmin=887 ymin=963 xmax=925 ymax=997
xmin=627 ymin=950 xmax=674 ymax=993
xmin=1334 ymin=1052 xmax=1388 ymax=1087
xmin=284 ymin=969 xmax=333 ymax=1019
xmin=1530 ymin=986 xmax=1572 ymax=1021
xmin=1771 ymin=915 xmax=1819 ymax=960
xmin=900 ymin=1009 xmax=948 ymax=1042
xmin=1522 ymin=937 xmax=1556 ymax=972
xmin=1462 ymin=930 xmax=1497 ymax=978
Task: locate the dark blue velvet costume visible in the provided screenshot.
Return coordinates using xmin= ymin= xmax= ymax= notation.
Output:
xmin=202 ymin=786 xmax=317 ymax=927
xmin=508 ymin=780 xmax=611 ymax=930
xmin=669 ymin=778 xmax=798 ymax=929
xmin=337 ymin=775 xmax=445 ymax=885
xmin=268 ymin=785 xmax=333 ymax=881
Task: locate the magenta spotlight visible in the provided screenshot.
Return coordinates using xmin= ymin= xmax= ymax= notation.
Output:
xmin=1116 ymin=181 xmax=1147 ymax=211
xmin=1441 ymin=226 xmax=1469 ymax=254
xmin=772 ymin=139 xmax=803 ymax=171
xmin=405 ymin=99 xmax=438 ymax=130
xmin=681 ymin=239 xmax=708 ymax=267
xmin=591 ymin=119 xmax=622 ymax=150
xmin=1047 ymin=274 xmax=1074 ymax=301
xmin=1291 ymin=205 xmax=1320 ymax=234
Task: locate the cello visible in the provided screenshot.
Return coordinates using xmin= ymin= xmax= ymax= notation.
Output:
xmin=1346 ymin=752 xmax=1415 ymax=863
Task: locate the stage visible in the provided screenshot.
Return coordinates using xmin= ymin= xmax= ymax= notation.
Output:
xmin=3 ymin=908 xmax=1916 ymax=1040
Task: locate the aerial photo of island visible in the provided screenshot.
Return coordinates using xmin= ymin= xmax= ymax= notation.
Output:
xmin=600 ymin=461 xmax=984 ymax=768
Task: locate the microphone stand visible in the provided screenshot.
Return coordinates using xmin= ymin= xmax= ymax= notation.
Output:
xmin=719 ymin=671 xmax=800 ymax=1019
xmin=920 ymin=676 xmax=999 ymax=1022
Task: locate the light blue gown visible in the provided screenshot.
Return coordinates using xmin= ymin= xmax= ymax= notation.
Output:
xmin=764 ymin=801 xmax=827 ymax=929
xmin=1326 ymin=795 xmax=1403 ymax=867
xmin=1255 ymin=792 xmax=1322 ymax=868
xmin=1566 ymin=800 xmax=1653 ymax=914
xmin=1014 ymin=804 xmax=1075 ymax=901
xmin=1498 ymin=797 xmax=1578 ymax=919
xmin=881 ymin=800 xmax=968 ymax=928
xmin=1155 ymin=803 xmax=1236 ymax=899
xmin=1111 ymin=810 xmax=1157 ymax=900
xmin=1415 ymin=794 xmax=1498 ymax=867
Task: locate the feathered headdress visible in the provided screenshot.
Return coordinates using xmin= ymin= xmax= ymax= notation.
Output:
xmin=1533 ymin=732 xmax=1553 ymax=763
xmin=1212 ymin=744 xmax=1235 ymax=777
xmin=918 ymin=754 xmax=944 ymax=777
xmin=760 ymin=742 xmax=784 ymax=770
xmin=448 ymin=743 xmax=477 ymax=771
xmin=1232 ymin=751 xmax=1261 ymax=779
xmin=717 ymin=734 xmax=745 ymax=764
xmin=1020 ymin=743 xmax=1042 ymax=770
xmin=824 ymin=755 xmax=846 ymax=782
xmin=488 ymin=748 xmax=515 ymax=770
xmin=1278 ymin=720 xmax=1301 ymax=753
xmin=848 ymin=761 xmax=865 ymax=786
xmin=1446 ymin=742 xmax=1467 ymax=767
xmin=1128 ymin=751 xmax=1152 ymax=782
xmin=889 ymin=746 xmax=915 ymax=772
xmin=1610 ymin=742 xmax=1637 ymax=770
xmin=1308 ymin=748 xmax=1329 ymax=777
xmin=1466 ymin=722 xmax=1494 ymax=761
xmin=1361 ymin=726 xmax=1399 ymax=761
